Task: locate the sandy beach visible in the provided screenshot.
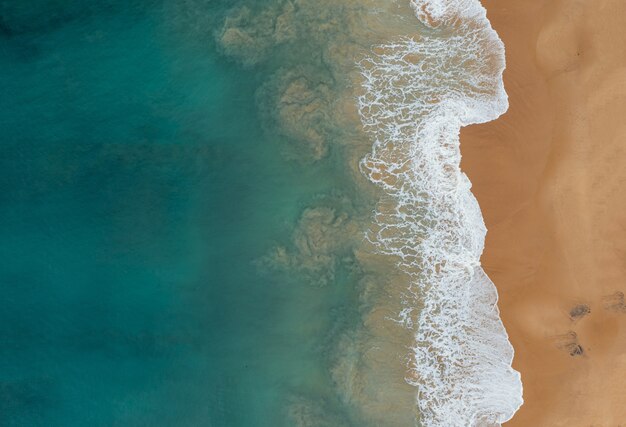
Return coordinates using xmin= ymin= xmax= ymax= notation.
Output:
xmin=461 ymin=0 xmax=626 ymax=425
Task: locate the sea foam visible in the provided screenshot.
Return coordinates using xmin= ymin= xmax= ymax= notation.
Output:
xmin=357 ymin=1 xmax=523 ymax=426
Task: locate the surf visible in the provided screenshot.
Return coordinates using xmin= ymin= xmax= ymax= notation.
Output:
xmin=357 ymin=1 xmax=524 ymax=425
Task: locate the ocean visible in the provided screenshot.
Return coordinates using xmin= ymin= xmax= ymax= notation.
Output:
xmin=0 ymin=0 xmax=522 ymax=426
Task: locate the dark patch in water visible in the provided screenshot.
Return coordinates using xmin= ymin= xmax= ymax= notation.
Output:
xmin=0 ymin=378 xmax=53 ymax=416
xmin=0 ymin=15 xmax=14 ymax=38
xmin=0 ymin=0 xmax=159 ymax=36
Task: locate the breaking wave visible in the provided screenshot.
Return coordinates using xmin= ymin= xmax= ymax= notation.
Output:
xmin=357 ymin=1 xmax=523 ymax=425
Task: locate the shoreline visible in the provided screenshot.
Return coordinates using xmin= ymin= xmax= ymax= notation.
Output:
xmin=357 ymin=1 xmax=523 ymax=424
xmin=462 ymin=1 xmax=626 ymax=425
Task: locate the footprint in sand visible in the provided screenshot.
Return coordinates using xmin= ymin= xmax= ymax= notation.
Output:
xmin=553 ymin=331 xmax=585 ymax=357
xmin=551 ymin=304 xmax=592 ymax=357
xmin=569 ymin=303 xmax=591 ymax=322
xmin=602 ymin=291 xmax=626 ymax=313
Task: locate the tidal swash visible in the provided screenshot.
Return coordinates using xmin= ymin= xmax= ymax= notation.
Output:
xmin=0 ymin=0 xmax=521 ymax=426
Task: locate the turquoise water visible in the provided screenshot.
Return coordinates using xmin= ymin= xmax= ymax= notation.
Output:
xmin=0 ymin=1 xmax=368 ymax=425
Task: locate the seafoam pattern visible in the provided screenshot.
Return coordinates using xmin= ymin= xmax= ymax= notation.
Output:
xmin=357 ymin=1 xmax=523 ymax=426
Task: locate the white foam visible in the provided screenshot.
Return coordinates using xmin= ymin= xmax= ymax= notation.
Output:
xmin=357 ymin=1 xmax=523 ymax=426
xmin=410 ymin=0 xmax=485 ymax=28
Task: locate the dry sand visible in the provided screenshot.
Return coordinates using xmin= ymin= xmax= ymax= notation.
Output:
xmin=461 ymin=0 xmax=626 ymax=425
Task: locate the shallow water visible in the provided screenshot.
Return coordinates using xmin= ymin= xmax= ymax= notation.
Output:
xmin=0 ymin=1 xmax=372 ymax=425
xmin=0 ymin=0 xmax=523 ymax=425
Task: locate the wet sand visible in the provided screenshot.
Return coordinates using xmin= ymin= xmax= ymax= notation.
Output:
xmin=461 ymin=0 xmax=626 ymax=425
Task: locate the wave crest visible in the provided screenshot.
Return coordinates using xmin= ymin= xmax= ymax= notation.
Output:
xmin=357 ymin=1 xmax=523 ymax=426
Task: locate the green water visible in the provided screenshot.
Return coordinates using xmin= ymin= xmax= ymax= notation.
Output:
xmin=0 ymin=1 xmax=371 ymax=425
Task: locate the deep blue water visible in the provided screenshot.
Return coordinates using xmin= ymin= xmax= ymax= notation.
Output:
xmin=0 ymin=1 xmax=363 ymax=425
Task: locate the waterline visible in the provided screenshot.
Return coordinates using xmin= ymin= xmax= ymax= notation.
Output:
xmin=357 ymin=1 xmax=523 ymax=425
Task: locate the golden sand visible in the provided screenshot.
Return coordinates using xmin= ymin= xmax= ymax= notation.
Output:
xmin=461 ymin=0 xmax=626 ymax=425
